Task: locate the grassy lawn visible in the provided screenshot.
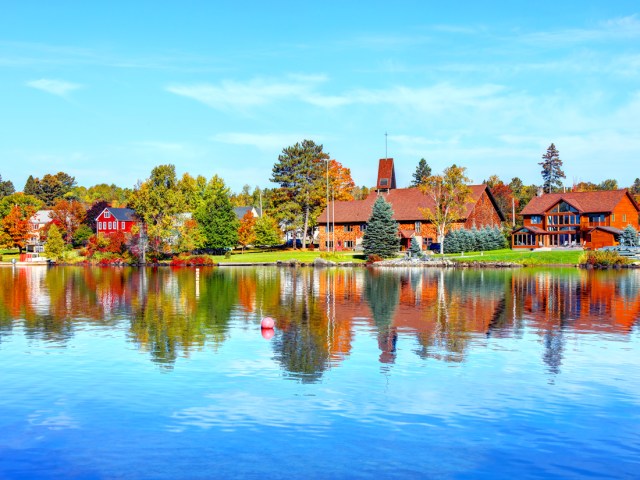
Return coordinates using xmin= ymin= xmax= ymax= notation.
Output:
xmin=439 ymin=248 xmax=582 ymax=266
xmin=0 ymin=248 xmax=20 ymax=262
xmin=211 ymin=249 xmax=366 ymax=264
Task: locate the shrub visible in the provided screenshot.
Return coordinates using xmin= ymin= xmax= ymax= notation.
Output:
xmin=366 ymin=254 xmax=383 ymax=264
xmin=169 ymin=255 xmax=215 ymax=266
xmin=580 ymin=250 xmax=630 ymax=267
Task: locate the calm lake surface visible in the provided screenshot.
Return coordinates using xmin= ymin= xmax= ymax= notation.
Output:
xmin=1 ymin=266 xmax=639 ymax=479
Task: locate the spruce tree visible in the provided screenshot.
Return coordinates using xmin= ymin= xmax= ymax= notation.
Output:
xmin=410 ymin=158 xmax=432 ymax=187
xmin=539 ymin=143 xmax=566 ymax=193
xmin=409 ymin=237 xmax=422 ymax=256
xmin=0 ymin=175 xmax=15 ymax=199
xmin=362 ymin=196 xmax=399 ymax=258
xmin=620 ymin=225 xmax=638 ymax=247
xmin=24 ymin=175 xmax=37 ymax=196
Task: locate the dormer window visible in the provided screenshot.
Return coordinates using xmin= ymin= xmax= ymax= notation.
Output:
xmin=380 ymin=178 xmax=389 ymax=186
xmin=105 ymin=211 xmax=111 ymax=218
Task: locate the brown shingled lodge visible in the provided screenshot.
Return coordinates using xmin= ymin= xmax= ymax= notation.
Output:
xmin=512 ymin=189 xmax=640 ymax=249
xmin=317 ymin=159 xmax=505 ymax=252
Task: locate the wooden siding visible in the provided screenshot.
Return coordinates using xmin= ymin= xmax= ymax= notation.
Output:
xmin=96 ymin=211 xmax=135 ymax=235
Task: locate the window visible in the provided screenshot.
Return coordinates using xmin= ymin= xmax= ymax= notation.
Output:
xmin=380 ymin=178 xmax=388 ymax=186
xmin=325 ymin=241 xmax=334 ymax=249
xmin=611 ymin=214 xmax=615 ymax=222
xmin=415 ymin=221 xmax=422 ymax=231
xmin=122 ymin=222 xmax=125 ymax=229
xmin=531 ymin=215 xmax=542 ymax=224
xmin=345 ymin=224 xmax=353 ymax=232
xmin=361 ymin=223 xmax=367 ymax=231
xmin=345 ymin=241 xmax=354 ymax=248
xmin=108 ymin=222 xmax=112 ymax=229
xmin=105 ymin=211 xmax=111 ymax=218
xmin=623 ymin=214 xmax=627 ymax=222
xmin=328 ymin=224 xmax=334 ymax=232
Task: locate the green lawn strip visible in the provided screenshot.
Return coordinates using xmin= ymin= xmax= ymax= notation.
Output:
xmin=211 ymin=250 xmax=366 ymax=264
xmin=1 ymin=248 xmax=20 ymax=261
xmin=439 ymin=248 xmax=582 ymax=265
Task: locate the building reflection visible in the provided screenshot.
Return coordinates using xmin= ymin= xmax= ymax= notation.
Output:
xmin=1 ymin=266 xmax=638 ymax=376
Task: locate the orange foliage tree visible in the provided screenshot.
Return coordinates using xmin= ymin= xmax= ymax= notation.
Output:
xmin=0 ymin=204 xmax=37 ymax=253
xmin=328 ymin=159 xmax=355 ymax=201
xmin=50 ymin=199 xmax=86 ymax=244
xmin=237 ymin=210 xmax=257 ymax=253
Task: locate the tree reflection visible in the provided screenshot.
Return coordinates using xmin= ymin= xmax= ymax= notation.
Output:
xmin=271 ymin=268 xmax=332 ymax=383
xmin=364 ymin=269 xmax=400 ymax=364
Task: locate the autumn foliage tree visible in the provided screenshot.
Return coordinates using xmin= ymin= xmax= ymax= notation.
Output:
xmin=50 ymin=199 xmax=86 ymax=244
xmin=237 ymin=210 xmax=257 ymax=253
xmin=419 ymin=165 xmax=473 ymax=254
xmin=0 ymin=204 xmax=37 ymax=253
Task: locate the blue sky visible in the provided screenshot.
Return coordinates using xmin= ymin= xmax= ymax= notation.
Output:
xmin=1 ymin=1 xmax=639 ymax=192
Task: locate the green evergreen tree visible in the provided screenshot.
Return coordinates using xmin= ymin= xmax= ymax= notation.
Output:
xmin=23 ymin=175 xmax=37 ymax=196
xmin=539 ymin=143 xmax=565 ymax=193
xmin=409 ymin=236 xmax=421 ymax=256
xmin=493 ymin=226 xmax=508 ymax=250
xmin=410 ymin=158 xmax=432 ymax=187
xmin=44 ymin=224 xmax=65 ymax=261
xmin=270 ymin=140 xmax=328 ymax=248
xmin=474 ymin=227 xmax=488 ymax=251
xmin=195 ymin=175 xmax=238 ymax=250
xmin=0 ymin=175 xmax=15 ymax=199
xmin=620 ymin=225 xmax=638 ymax=247
xmin=362 ymin=196 xmax=399 ymax=258
xmin=444 ymin=229 xmax=460 ymax=253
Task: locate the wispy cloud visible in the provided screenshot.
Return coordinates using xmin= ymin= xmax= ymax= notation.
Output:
xmin=211 ymin=132 xmax=324 ymax=151
xmin=26 ymin=78 xmax=82 ymax=97
xmin=520 ymin=14 xmax=640 ymax=45
xmin=168 ymin=75 xmax=506 ymax=114
xmin=166 ymin=75 xmax=349 ymax=112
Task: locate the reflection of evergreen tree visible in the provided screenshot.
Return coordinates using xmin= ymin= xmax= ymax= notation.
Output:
xmin=271 ymin=269 xmax=330 ymax=383
xmin=364 ymin=270 xmax=400 ymax=328
xmin=197 ymin=269 xmax=239 ymax=345
xmin=543 ymin=330 xmax=564 ymax=375
xmin=365 ymin=270 xmax=401 ymax=363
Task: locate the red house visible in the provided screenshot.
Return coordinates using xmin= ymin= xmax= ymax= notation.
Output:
xmin=96 ymin=207 xmax=137 ymax=235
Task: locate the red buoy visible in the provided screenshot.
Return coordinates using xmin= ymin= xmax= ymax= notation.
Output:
xmin=261 ymin=317 xmax=275 ymax=329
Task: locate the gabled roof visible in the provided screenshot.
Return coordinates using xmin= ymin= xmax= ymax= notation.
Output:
xmin=513 ymin=225 xmax=546 ymax=234
xmin=588 ymin=226 xmax=623 ymax=235
xmin=234 ymin=206 xmax=260 ymax=220
xmin=521 ymin=190 xmax=638 ymax=215
xmin=30 ymin=210 xmax=52 ymax=224
xmin=376 ymin=158 xmax=396 ymax=190
xmin=97 ymin=207 xmax=137 ymax=222
xmin=318 ymin=185 xmax=502 ymax=223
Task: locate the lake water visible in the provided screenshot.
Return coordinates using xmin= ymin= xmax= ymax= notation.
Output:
xmin=0 ymin=266 xmax=639 ymax=479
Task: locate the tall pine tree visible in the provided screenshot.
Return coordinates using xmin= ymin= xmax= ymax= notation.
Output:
xmin=410 ymin=158 xmax=432 ymax=187
xmin=539 ymin=143 xmax=565 ymax=193
xmin=362 ymin=196 xmax=399 ymax=258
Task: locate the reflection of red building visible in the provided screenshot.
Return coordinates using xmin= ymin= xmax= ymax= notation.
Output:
xmin=511 ymin=270 xmax=640 ymax=334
